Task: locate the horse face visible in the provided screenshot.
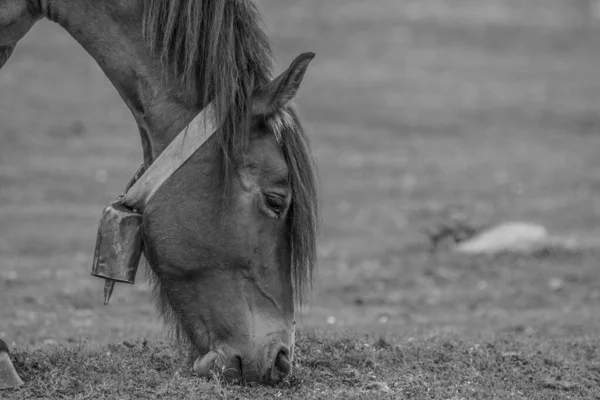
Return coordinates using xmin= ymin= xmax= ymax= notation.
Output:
xmin=142 ymin=53 xmax=315 ymax=385
xmin=0 ymin=0 xmax=39 ymax=68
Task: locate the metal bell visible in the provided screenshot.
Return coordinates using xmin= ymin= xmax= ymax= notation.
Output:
xmin=91 ymin=201 xmax=143 ymax=305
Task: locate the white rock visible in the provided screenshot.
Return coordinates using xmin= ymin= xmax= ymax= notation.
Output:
xmin=455 ymin=222 xmax=548 ymax=255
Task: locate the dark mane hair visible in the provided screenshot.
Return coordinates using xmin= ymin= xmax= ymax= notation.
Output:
xmin=141 ymin=0 xmax=318 ymax=310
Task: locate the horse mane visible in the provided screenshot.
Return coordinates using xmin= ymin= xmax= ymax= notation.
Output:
xmin=142 ymin=0 xmax=272 ymax=154
xmin=141 ymin=0 xmax=318 ymax=309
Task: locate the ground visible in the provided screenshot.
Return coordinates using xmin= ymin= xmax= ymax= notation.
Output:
xmin=1 ymin=0 xmax=600 ymax=398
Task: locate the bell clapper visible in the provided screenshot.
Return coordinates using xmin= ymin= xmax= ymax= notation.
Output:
xmin=103 ymin=279 xmax=116 ymax=305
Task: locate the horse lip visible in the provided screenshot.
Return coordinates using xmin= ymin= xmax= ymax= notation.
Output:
xmin=192 ymin=350 xmax=220 ymax=377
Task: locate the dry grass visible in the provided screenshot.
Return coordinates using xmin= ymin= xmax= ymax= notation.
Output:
xmin=4 ymin=332 xmax=600 ymax=399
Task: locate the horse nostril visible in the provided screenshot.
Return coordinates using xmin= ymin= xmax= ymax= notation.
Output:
xmin=271 ymin=348 xmax=291 ymax=383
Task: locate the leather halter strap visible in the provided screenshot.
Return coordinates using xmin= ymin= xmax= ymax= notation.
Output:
xmin=118 ymin=103 xmax=218 ymax=212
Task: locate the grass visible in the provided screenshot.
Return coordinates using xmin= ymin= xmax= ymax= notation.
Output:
xmin=2 ymin=0 xmax=600 ymax=398
xmin=4 ymin=332 xmax=600 ymax=399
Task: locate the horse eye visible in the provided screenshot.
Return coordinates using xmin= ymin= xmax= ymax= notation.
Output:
xmin=264 ymin=194 xmax=284 ymax=215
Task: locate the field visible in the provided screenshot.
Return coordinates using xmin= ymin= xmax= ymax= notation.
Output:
xmin=2 ymin=0 xmax=600 ymax=398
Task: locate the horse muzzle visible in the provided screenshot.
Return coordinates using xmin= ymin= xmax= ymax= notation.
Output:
xmin=193 ymin=342 xmax=292 ymax=385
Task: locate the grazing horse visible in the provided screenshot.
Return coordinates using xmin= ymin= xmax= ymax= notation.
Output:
xmin=0 ymin=0 xmax=318 ymax=386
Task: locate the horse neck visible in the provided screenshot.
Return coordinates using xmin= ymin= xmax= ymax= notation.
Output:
xmin=39 ymin=0 xmax=200 ymax=165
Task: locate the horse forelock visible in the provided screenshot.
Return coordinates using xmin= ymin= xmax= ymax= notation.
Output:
xmin=265 ymin=107 xmax=295 ymax=144
xmin=277 ymin=109 xmax=319 ymax=304
xmin=140 ymin=0 xmax=318 ymax=321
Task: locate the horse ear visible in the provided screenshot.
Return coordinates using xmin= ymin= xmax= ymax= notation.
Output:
xmin=252 ymin=52 xmax=315 ymax=116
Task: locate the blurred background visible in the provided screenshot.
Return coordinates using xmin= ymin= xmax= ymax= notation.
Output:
xmin=2 ymin=0 xmax=600 ymax=347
